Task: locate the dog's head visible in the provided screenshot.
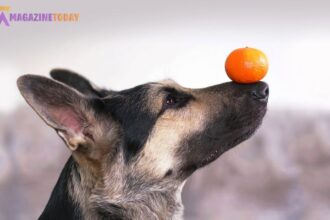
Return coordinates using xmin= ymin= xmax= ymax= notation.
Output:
xmin=17 ymin=70 xmax=268 ymax=186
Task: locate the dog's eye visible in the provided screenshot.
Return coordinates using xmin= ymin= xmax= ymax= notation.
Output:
xmin=162 ymin=87 xmax=193 ymax=110
xmin=165 ymin=95 xmax=177 ymax=106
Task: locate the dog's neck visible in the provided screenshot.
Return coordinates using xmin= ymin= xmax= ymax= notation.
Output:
xmin=39 ymin=157 xmax=185 ymax=220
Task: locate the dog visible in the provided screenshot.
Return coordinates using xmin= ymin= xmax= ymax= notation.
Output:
xmin=17 ymin=69 xmax=268 ymax=220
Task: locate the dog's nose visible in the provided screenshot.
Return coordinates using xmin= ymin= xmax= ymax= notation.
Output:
xmin=251 ymin=82 xmax=269 ymax=103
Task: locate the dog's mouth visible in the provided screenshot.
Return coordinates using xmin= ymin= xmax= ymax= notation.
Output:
xmin=197 ymin=106 xmax=267 ymax=168
xmin=197 ymin=127 xmax=258 ymax=167
xmin=197 ymin=148 xmax=222 ymax=168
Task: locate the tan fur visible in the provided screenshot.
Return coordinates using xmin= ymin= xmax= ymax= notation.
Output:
xmin=136 ymin=101 xmax=208 ymax=178
xmin=133 ymin=81 xmax=210 ymax=178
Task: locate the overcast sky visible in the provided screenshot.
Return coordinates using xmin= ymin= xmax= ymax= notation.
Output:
xmin=1 ymin=0 xmax=330 ymax=112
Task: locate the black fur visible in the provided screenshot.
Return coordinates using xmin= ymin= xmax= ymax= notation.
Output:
xmin=104 ymin=85 xmax=194 ymax=162
xmin=50 ymin=69 xmax=110 ymax=98
xmin=96 ymin=203 xmax=125 ymax=220
xmin=105 ymin=84 xmax=159 ymax=162
xmin=176 ymin=82 xmax=267 ymax=178
xmin=39 ymin=157 xmax=82 ymax=220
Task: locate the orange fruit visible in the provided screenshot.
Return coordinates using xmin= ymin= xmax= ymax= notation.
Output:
xmin=225 ymin=47 xmax=268 ymax=84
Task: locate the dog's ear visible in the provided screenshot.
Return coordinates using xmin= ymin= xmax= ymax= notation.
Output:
xmin=17 ymin=74 xmax=101 ymax=151
xmin=50 ymin=69 xmax=110 ymax=98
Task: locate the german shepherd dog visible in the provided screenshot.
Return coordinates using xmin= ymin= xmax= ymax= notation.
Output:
xmin=17 ymin=69 xmax=268 ymax=220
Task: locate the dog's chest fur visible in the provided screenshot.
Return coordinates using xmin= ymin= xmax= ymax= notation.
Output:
xmin=39 ymin=157 xmax=184 ymax=220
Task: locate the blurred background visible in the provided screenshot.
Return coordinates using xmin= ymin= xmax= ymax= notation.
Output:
xmin=0 ymin=0 xmax=330 ymax=219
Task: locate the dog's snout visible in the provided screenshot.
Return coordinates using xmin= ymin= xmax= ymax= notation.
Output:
xmin=250 ymin=82 xmax=269 ymax=103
